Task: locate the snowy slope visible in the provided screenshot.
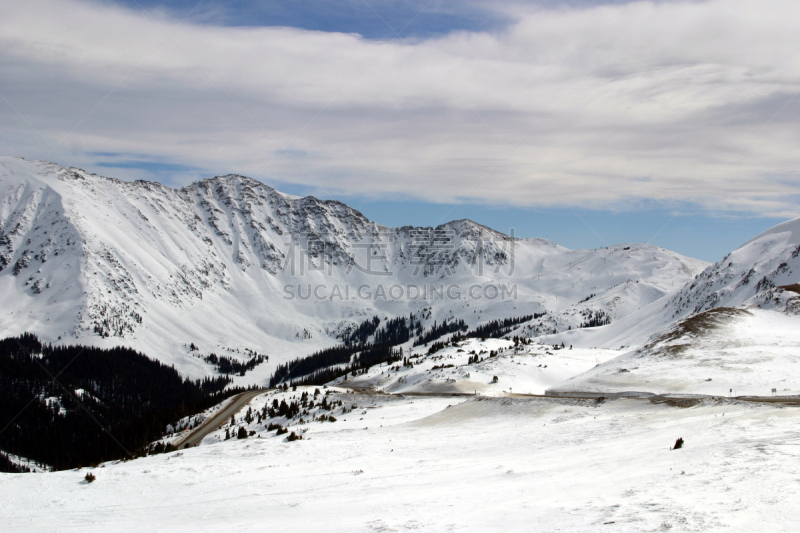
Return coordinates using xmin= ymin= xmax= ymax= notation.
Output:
xmin=548 ymin=304 xmax=800 ymax=397
xmin=0 ymin=157 xmax=706 ymax=381
xmin=539 ymin=216 xmax=800 ymax=352
xmin=331 ymin=337 xmax=621 ymax=396
xmin=542 ymin=217 xmax=800 ymax=395
xmin=3 ymin=393 xmax=799 ymax=532
xmin=666 ymin=216 xmax=800 ymax=316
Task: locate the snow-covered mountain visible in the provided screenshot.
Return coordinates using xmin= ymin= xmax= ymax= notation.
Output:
xmin=0 ymin=157 xmax=707 ymax=381
xmin=542 ymin=216 xmax=800 ymax=350
xmin=311 ymin=214 xmax=800 ymax=397
xmin=545 ymin=217 xmax=800 ymax=396
xmin=666 ymin=217 xmax=800 ymax=317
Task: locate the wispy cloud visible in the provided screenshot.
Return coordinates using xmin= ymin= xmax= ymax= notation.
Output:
xmin=1 ymin=0 xmax=799 ymax=216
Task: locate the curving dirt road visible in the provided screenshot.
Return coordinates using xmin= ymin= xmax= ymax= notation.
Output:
xmin=174 ymin=389 xmax=268 ymax=449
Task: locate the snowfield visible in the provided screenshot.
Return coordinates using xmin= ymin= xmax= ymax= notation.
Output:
xmin=549 ymin=306 xmax=800 ymax=398
xmin=335 ymin=337 xmax=622 ymax=396
xmin=3 ymin=394 xmax=800 ymax=532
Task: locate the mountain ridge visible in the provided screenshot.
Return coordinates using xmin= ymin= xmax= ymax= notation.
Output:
xmin=0 ymin=157 xmax=708 ymax=383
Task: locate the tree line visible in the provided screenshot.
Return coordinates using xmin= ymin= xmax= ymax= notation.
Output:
xmin=412 ymin=319 xmax=468 ymax=347
xmin=0 ymin=333 xmax=240 ymax=472
xmin=268 ymin=315 xmax=416 ymax=387
xmin=463 ymin=314 xmax=541 ymax=339
xmin=269 ymin=313 xmax=539 ymax=387
xmin=201 ymin=352 xmax=267 ymax=376
xmin=579 ymin=309 xmax=611 ymax=328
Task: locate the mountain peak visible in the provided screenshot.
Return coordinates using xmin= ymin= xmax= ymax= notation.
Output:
xmin=438 ymin=219 xmax=511 ymax=240
xmin=0 ymin=157 xmax=708 ymax=379
xmin=666 ymin=216 xmax=800 ymax=317
xmin=742 ymin=216 xmax=800 ymax=248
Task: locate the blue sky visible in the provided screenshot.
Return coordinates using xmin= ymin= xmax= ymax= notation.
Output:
xmin=115 ymin=0 xmax=510 ymax=38
xmin=3 ymin=0 xmax=799 ymax=263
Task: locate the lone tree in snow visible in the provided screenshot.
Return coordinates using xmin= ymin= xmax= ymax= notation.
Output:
xmin=237 ymin=426 xmax=248 ymax=439
xmin=673 ymin=437 xmax=684 ymax=450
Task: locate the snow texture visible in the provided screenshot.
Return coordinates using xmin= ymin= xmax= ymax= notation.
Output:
xmin=0 ymin=157 xmax=707 ymax=382
xmin=3 ymin=392 xmax=799 ymax=532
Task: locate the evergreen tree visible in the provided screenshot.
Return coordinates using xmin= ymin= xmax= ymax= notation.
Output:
xmin=0 ymin=333 xmax=240 ymax=471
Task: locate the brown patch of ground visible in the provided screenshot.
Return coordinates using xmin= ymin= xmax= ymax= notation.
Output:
xmin=643 ymin=307 xmax=751 ymax=355
xmin=778 ymin=283 xmax=800 ymax=295
xmin=649 ymin=397 xmax=701 ymax=408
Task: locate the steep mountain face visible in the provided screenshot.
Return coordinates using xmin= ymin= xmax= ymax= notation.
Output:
xmin=666 ymin=218 xmax=800 ymax=318
xmin=0 ymin=157 xmax=707 ymax=381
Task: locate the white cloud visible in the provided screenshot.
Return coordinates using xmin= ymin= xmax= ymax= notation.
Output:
xmin=1 ymin=0 xmax=799 ymax=216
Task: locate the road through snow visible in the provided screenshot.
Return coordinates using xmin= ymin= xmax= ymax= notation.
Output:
xmin=174 ymin=389 xmax=267 ymax=449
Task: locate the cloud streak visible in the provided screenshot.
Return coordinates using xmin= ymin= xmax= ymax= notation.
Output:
xmin=1 ymin=0 xmax=799 ymax=216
